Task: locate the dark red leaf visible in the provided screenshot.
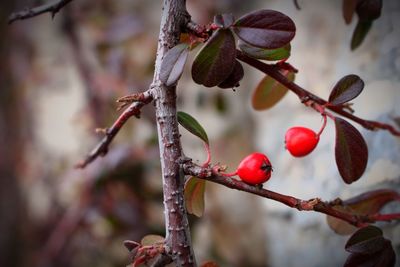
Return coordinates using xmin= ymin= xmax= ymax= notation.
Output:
xmin=218 ymin=60 xmax=244 ymax=89
xmin=344 ymin=189 xmax=400 ymax=214
xmin=124 ymin=240 xmax=140 ymax=252
xmin=329 ymin=75 xmax=364 ymax=105
xmin=351 ymin=20 xmax=372 ymax=51
xmin=344 ymin=240 xmax=395 ymax=267
xmin=160 ymin=43 xmax=189 ymax=86
xmin=345 ymin=226 xmax=385 ymax=254
xmin=356 ymin=0 xmax=382 ymax=21
xmin=232 ymin=9 xmax=296 ymax=49
xmin=343 ymin=0 xmax=358 ymax=24
xmin=214 ymin=14 xmax=235 ymax=29
xmin=326 ymin=190 xmax=400 ymax=235
xmin=192 ymin=29 xmax=236 ymax=87
xmin=335 ymin=118 xmax=368 ymax=184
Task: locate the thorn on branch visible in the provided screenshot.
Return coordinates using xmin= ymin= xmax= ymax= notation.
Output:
xmin=8 ymin=0 xmax=75 ymax=24
xmin=76 ymin=90 xmax=153 ymax=169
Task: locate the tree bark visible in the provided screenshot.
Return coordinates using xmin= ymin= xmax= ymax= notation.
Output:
xmin=151 ymin=0 xmax=196 ymax=266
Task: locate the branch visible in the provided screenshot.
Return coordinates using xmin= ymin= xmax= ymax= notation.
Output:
xmin=236 ymin=50 xmax=400 ymax=136
xmin=76 ymin=90 xmax=153 ymax=168
xmin=8 ymin=0 xmax=75 ymax=24
xmin=183 ymin=162 xmax=400 ymax=227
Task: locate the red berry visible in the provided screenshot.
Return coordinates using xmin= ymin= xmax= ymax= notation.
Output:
xmin=237 ymin=152 xmax=272 ymax=185
xmin=285 ymin=127 xmax=319 ymax=157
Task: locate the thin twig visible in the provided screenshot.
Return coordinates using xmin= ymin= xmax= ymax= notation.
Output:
xmin=8 ymin=0 xmax=75 ymax=24
xmin=76 ymin=90 xmax=153 ymax=168
xmin=235 ymin=51 xmax=400 ymax=136
xmin=183 ymin=162 xmax=400 ymax=227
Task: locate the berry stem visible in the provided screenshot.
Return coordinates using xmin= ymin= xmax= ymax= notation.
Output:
xmin=212 ymin=165 xmax=237 ymax=177
xmin=316 ymin=114 xmax=327 ymax=137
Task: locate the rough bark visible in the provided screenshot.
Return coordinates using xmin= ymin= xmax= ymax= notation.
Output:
xmin=151 ymin=0 xmax=196 ymax=266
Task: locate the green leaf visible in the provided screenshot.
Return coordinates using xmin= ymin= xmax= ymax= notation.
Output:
xmin=238 ymin=40 xmax=291 ymax=61
xmin=233 ymin=9 xmax=296 ymax=49
xmin=328 ymin=74 xmax=364 ymax=105
xmin=345 ymin=226 xmax=385 ymax=254
xmin=218 ymin=60 xmax=244 ymax=89
xmin=160 ymin=43 xmax=189 ymax=86
xmin=342 ymin=0 xmax=358 ymax=24
xmin=141 ymin=235 xmax=165 ymax=246
xmin=184 ymin=177 xmax=206 ymax=217
xmin=335 ymin=117 xmax=368 ymax=184
xmin=192 ymin=29 xmax=236 ymax=87
xmin=251 ymin=71 xmax=295 ymax=110
xmin=177 ymin=111 xmax=209 ymax=144
xmin=351 ymin=19 xmax=372 ymax=51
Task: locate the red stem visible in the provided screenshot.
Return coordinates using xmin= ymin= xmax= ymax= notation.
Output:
xmin=183 ymin=162 xmax=400 ymax=227
xmin=235 ymin=50 xmax=400 ymax=136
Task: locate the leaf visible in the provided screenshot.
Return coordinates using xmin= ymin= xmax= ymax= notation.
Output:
xmin=252 ymin=71 xmax=295 ymax=110
xmin=141 ymin=235 xmax=165 ymax=246
xmin=326 ymin=190 xmax=400 ymax=235
xmin=238 ymin=40 xmax=291 ymax=61
xmin=218 ymin=60 xmax=244 ymax=89
xmin=214 ymin=14 xmax=235 ymax=29
xmin=344 ymin=242 xmax=396 ymax=267
xmin=344 ymin=189 xmax=400 ymax=214
xmin=232 ymin=9 xmax=296 ymax=49
xmin=177 ymin=111 xmax=209 ymax=144
xmin=326 ymin=205 xmax=358 ymax=235
xmin=184 ymin=177 xmax=206 ymax=217
xmin=345 ymin=226 xmax=385 ymax=254
xmin=351 ymin=19 xmax=372 ymax=51
xmin=192 ymin=29 xmax=236 ymax=87
xmin=335 ymin=118 xmax=368 ymax=184
xmin=356 ymin=0 xmax=382 ymax=21
xmin=342 ymin=0 xmax=358 ymax=24
xmin=328 ymin=74 xmax=364 ymax=105
xmin=201 ymin=261 xmax=220 ymax=267
xmin=160 ymin=43 xmax=189 ymax=86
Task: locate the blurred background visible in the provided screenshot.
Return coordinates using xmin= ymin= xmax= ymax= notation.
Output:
xmin=0 ymin=0 xmax=399 ymax=267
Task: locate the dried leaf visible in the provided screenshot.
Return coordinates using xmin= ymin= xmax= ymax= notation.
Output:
xmin=326 ymin=205 xmax=358 ymax=235
xmin=184 ymin=177 xmax=206 ymax=217
xmin=177 ymin=111 xmax=209 ymax=144
xmin=160 ymin=43 xmax=189 ymax=86
xmin=232 ymin=9 xmax=296 ymax=49
xmin=238 ymin=40 xmax=291 ymax=61
xmin=218 ymin=60 xmax=244 ymax=89
xmin=335 ymin=118 xmax=368 ymax=184
xmin=192 ymin=29 xmax=236 ymax=87
xmin=252 ymin=71 xmax=295 ymax=110
xmin=141 ymin=235 xmax=165 ymax=246
xmin=329 ymin=74 xmax=364 ymax=105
